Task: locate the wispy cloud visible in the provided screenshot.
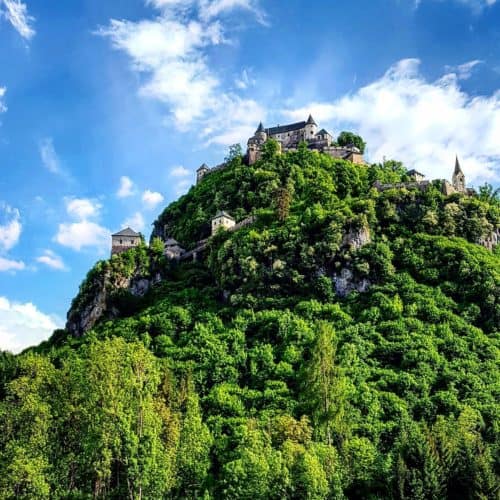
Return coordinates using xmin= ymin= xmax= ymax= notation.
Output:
xmin=0 ymin=0 xmax=35 ymax=40
xmin=0 ymin=203 xmax=24 ymax=273
xmin=445 ymin=59 xmax=483 ymax=79
xmin=235 ymin=68 xmax=256 ymax=90
xmin=36 ymin=249 xmax=67 ymax=271
xmin=122 ymin=211 xmax=146 ymax=232
xmin=0 ymin=256 xmax=25 ymax=272
xmin=0 ymin=203 xmax=21 ymax=252
xmin=415 ymin=0 xmax=497 ymax=12
xmin=0 ymin=296 xmax=62 ymax=353
xmin=169 ymin=165 xmax=190 ymax=177
xmin=0 ymin=86 xmax=6 ymax=114
xmin=174 ymin=178 xmax=191 ymax=196
xmin=97 ymin=0 xmax=267 ymax=146
xmin=39 ymin=137 xmax=69 ymax=178
xmin=117 ymin=176 xmax=135 ymax=198
xmin=283 ymin=58 xmax=500 ymax=184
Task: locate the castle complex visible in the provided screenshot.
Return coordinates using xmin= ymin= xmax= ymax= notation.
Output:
xmin=110 ymin=118 xmax=498 ymax=257
xmin=246 ymin=115 xmax=364 ymax=165
xmin=197 ymin=115 xmax=364 ymax=183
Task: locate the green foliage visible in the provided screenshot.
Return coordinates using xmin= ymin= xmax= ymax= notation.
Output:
xmin=336 ymin=131 xmax=366 ymax=153
xmin=2 ymin=149 xmax=499 ymax=498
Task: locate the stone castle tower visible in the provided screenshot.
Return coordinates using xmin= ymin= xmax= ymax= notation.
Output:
xmin=452 ymin=156 xmax=466 ymax=192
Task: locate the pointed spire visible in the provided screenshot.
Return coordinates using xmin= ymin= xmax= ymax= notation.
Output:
xmin=256 ymin=122 xmax=264 ymax=134
xmin=454 ymin=155 xmax=463 ymax=175
xmin=197 ymin=163 xmax=209 ymax=171
xmin=306 ymin=114 xmax=317 ymax=126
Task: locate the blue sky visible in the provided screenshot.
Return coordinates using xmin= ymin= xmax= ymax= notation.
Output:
xmin=0 ymin=0 xmax=499 ymax=352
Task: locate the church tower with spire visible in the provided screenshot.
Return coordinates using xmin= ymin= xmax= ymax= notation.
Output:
xmin=452 ymin=156 xmax=466 ymax=193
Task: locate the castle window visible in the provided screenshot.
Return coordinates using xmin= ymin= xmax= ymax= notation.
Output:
xmin=120 ymin=239 xmax=123 ymax=245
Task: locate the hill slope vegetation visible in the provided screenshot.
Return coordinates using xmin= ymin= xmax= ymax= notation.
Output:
xmin=1 ymin=143 xmax=499 ymax=499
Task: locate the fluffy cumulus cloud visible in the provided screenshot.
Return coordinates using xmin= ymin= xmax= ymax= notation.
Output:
xmin=98 ymin=0 xmax=266 ymax=146
xmin=36 ymin=249 xmax=67 ymax=271
xmin=122 ymin=211 xmax=146 ymax=232
xmin=0 ymin=0 xmax=35 ymax=40
xmin=142 ymin=189 xmax=164 ymax=209
xmin=65 ymin=197 xmax=102 ymax=220
xmin=0 ymin=296 xmax=62 ymax=353
xmin=284 ymin=59 xmax=500 ymax=184
xmin=117 ymin=176 xmax=135 ymax=198
xmin=55 ymin=220 xmax=110 ymax=252
xmin=55 ymin=197 xmax=110 ymax=252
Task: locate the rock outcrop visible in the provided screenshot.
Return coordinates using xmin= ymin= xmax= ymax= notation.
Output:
xmin=333 ymin=225 xmax=372 ymax=297
xmin=66 ymin=259 xmax=162 ymax=337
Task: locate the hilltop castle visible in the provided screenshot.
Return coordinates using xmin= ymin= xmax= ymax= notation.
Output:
xmin=246 ymin=115 xmax=364 ymax=165
xmin=197 ymin=115 xmax=364 ymax=183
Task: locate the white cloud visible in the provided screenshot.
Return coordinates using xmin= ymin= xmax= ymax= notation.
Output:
xmin=65 ymin=197 xmax=102 ymax=220
xmin=122 ymin=211 xmax=146 ymax=232
xmin=98 ymin=0 xmax=266 ymax=145
xmin=445 ymin=60 xmax=483 ymax=80
xmin=174 ymin=178 xmax=191 ymax=196
xmin=117 ymin=176 xmax=135 ymax=198
xmin=0 ymin=203 xmax=21 ymax=252
xmin=283 ymin=58 xmax=500 ymax=184
xmin=55 ymin=220 xmax=110 ymax=251
xmin=0 ymin=0 xmax=35 ymax=40
xmin=142 ymin=189 xmax=164 ymax=209
xmin=199 ymin=0 xmax=267 ymax=23
xmin=0 ymin=86 xmax=6 ymax=114
xmin=415 ymin=0 xmax=497 ymax=10
xmin=0 ymin=296 xmax=62 ymax=353
xmin=168 ymin=167 xmax=191 ymax=194
xmin=39 ymin=137 xmax=62 ymax=174
xmin=235 ymin=68 xmax=256 ymax=90
xmin=36 ymin=250 xmax=67 ymax=271
xmin=55 ymin=197 xmax=110 ymax=252
xmin=170 ymin=165 xmax=190 ymax=177
xmin=0 ymin=256 xmax=25 ymax=272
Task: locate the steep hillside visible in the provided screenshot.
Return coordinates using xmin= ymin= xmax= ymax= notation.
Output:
xmin=1 ymin=144 xmax=499 ymax=499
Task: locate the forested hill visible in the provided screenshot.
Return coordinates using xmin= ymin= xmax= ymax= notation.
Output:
xmin=1 ymin=142 xmax=499 ymax=499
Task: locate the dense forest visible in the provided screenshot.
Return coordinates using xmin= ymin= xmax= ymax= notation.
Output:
xmin=0 ymin=141 xmax=499 ymax=499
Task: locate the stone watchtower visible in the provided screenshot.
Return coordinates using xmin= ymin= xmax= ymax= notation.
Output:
xmin=196 ymin=163 xmax=210 ymax=184
xmin=111 ymin=227 xmax=141 ymax=256
xmin=211 ymin=211 xmax=235 ymax=235
xmin=452 ymin=156 xmax=466 ymax=193
xmin=247 ymin=122 xmax=268 ymax=165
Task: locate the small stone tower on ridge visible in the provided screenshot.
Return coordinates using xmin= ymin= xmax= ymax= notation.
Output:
xmin=196 ymin=163 xmax=210 ymax=184
xmin=452 ymin=156 xmax=466 ymax=193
